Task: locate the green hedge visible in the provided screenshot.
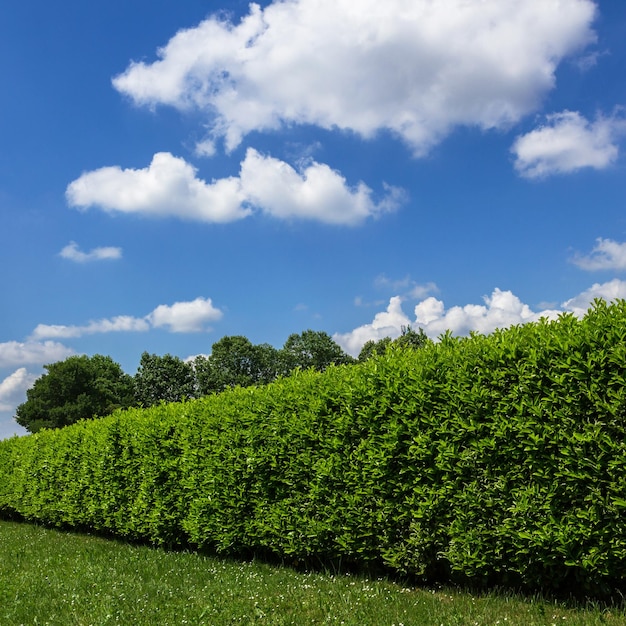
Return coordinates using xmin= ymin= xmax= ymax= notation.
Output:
xmin=2 ymin=299 xmax=626 ymax=596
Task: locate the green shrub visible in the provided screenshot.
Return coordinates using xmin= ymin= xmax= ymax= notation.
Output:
xmin=2 ymin=299 xmax=626 ymax=596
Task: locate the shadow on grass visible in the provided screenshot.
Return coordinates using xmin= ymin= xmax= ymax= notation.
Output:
xmin=2 ymin=509 xmax=625 ymax=613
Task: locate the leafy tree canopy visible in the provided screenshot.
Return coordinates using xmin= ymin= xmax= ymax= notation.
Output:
xmin=15 ymin=354 xmax=134 ymax=433
xmin=134 ymin=352 xmax=196 ymax=407
xmin=358 ymin=336 xmax=393 ymax=362
xmin=279 ymin=330 xmax=354 ymax=373
xmin=395 ymin=325 xmax=430 ymax=350
xmin=194 ymin=336 xmax=281 ymax=395
xmin=358 ymin=325 xmax=430 ymax=361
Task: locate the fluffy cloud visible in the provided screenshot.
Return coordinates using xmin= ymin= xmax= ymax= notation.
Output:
xmin=0 ymin=368 xmax=37 ymax=412
xmin=148 ymin=297 xmax=223 ymax=333
xmin=59 ymin=241 xmax=122 ymax=263
xmin=0 ymin=341 xmax=74 ymax=368
xmin=0 ymin=416 xmax=26 ymax=440
xmin=112 ymin=0 xmax=596 ymax=155
xmin=334 ymin=281 xmax=626 ymax=356
xmin=66 ymin=149 xmax=402 ymax=225
xmin=562 ymin=279 xmax=626 ymax=316
xmin=333 ymin=296 xmax=412 ymax=355
xmin=31 ymin=297 xmax=223 ymax=340
xmin=412 ymin=289 xmax=558 ymax=338
xmin=512 ymin=110 xmax=626 ymax=178
xmin=31 ymin=316 xmax=151 ymax=340
xmin=66 ymin=152 xmax=249 ymax=223
xmin=571 ymin=238 xmax=626 ymax=271
xmin=239 ymin=149 xmax=402 ymax=224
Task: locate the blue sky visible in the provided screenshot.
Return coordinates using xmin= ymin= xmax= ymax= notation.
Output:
xmin=2 ymin=0 xmax=626 ymax=438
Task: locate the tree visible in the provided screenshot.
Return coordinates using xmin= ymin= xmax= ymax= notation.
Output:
xmin=279 ymin=330 xmax=354 ymax=374
xmin=358 ymin=326 xmax=430 ymax=362
xmin=395 ymin=325 xmax=430 ymax=350
xmin=194 ymin=336 xmax=281 ymax=395
xmin=358 ymin=336 xmax=392 ymax=362
xmin=134 ymin=352 xmax=196 ymax=407
xmin=15 ymin=354 xmax=134 ymax=433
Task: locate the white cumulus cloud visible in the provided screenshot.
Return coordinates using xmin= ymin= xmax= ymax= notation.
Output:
xmin=333 ymin=296 xmax=413 ymax=356
xmin=239 ymin=149 xmax=402 ymax=224
xmin=413 ymin=289 xmax=555 ymax=338
xmin=59 ymin=241 xmax=122 ymax=263
xmin=0 ymin=341 xmax=74 ymax=369
xmin=66 ymin=149 xmax=402 ymax=225
xmin=334 ymin=281 xmax=626 ymax=356
xmin=562 ymin=279 xmax=626 ymax=316
xmin=0 ymin=368 xmax=38 ymax=412
xmin=571 ymin=238 xmax=626 ymax=271
xmin=512 ymin=110 xmax=626 ymax=178
xmin=31 ymin=316 xmax=151 ymax=340
xmin=66 ymin=152 xmax=249 ymax=223
xmin=31 ymin=297 xmax=224 ymax=340
xmin=112 ymin=0 xmax=596 ymax=155
xmin=148 ymin=297 xmax=223 ymax=333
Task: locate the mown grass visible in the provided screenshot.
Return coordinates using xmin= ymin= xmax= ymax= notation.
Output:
xmin=1 ymin=521 xmax=624 ymax=625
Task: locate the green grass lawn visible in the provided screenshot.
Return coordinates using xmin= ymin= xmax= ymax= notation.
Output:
xmin=0 ymin=520 xmax=624 ymax=625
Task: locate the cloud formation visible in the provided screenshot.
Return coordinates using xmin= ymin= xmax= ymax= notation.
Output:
xmin=334 ymin=281 xmax=626 ymax=356
xmin=66 ymin=152 xmax=249 ymax=223
xmin=561 ymin=278 xmax=626 ymax=316
xmin=239 ymin=149 xmax=402 ymax=224
xmin=334 ymin=296 xmax=412 ymax=355
xmin=31 ymin=316 xmax=151 ymax=340
xmin=571 ymin=238 xmax=626 ymax=271
xmin=0 ymin=341 xmax=74 ymax=369
xmin=112 ymin=0 xmax=596 ymax=155
xmin=66 ymin=149 xmax=401 ymax=225
xmin=31 ymin=297 xmax=223 ymax=340
xmin=148 ymin=297 xmax=223 ymax=333
xmin=512 ymin=110 xmax=625 ymax=178
xmin=59 ymin=241 xmax=122 ymax=263
xmin=0 ymin=368 xmax=37 ymax=412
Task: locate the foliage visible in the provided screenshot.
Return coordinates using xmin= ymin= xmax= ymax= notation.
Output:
xmin=279 ymin=329 xmax=354 ymax=373
xmin=134 ymin=352 xmax=196 ymax=407
xmin=194 ymin=331 xmax=352 ymax=394
xmin=395 ymin=324 xmax=430 ymax=350
xmin=2 ymin=520 xmax=622 ymax=626
xmin=11 ymin=330 xmax=353 ymax=432
xmin=14 ymin=354 xmax=134 ymax=432
xmin=3 ymin=300 xmax=626 ymax=597
xmin=194 ymin=336 xmax=280 ymax=394
xmin=359 ymin=325 xmax=430 ymax=361
xmin=358 ymin=336 xmax=392 ymax=361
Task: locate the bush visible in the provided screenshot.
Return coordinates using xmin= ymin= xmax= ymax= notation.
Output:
xmin=2 ymin=300 xmax=626 ymax=596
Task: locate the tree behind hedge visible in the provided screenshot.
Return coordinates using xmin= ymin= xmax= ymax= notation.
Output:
xmin=194 ymin=336 xmax=281 ymax=394
xmin=279 ymin=329 xmax=354 ymax=373
xmin=15 ymin=354 xmax=134 ymax=433
xmin=134 ymin=352 xmax=197 ymax=407
xmin=359 ymin=325 xmax=430 ymax=361
xmin=193 ymin=331 xmax=352 ymax=395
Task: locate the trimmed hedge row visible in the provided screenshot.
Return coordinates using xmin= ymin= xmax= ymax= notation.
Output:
xmin=2 ymin=300 xmax=626 ymax=595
